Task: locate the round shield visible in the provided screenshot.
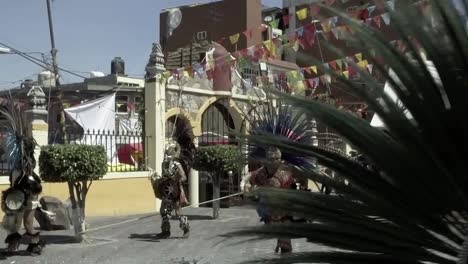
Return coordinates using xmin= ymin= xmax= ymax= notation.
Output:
xmin=3 ymin=189 xmax=26 ymax=211
xmin=158 ymin=177 xmax=180 ymax=201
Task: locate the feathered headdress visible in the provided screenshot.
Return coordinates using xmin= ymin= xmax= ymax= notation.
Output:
xmin=246 ymin=99 xmax=315 ymax=170
xmin=0 ymin=97 xmax=37 ymax=178
xmin=166 ymin=116 xmax=195 ymax=176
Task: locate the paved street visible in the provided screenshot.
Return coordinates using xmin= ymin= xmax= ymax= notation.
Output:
xmin=0 ymin=206 xmax=330 ymax=264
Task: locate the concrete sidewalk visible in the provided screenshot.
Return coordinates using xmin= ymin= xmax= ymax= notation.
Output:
xmin=0 ymin=207 xmax=330 ymax=264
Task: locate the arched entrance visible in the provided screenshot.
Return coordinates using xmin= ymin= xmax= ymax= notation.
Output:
xmin=199 ymin=98 xmax=241 ymax=207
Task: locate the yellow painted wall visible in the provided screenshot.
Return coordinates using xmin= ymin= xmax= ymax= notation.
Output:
xmin=0 ymin=177 xmax=156 ymax=218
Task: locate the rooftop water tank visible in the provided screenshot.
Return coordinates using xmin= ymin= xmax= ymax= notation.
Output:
xmin=111 ymin=57 xmax=125 ymax=75
xmin=37 ymin=71 xmax=56 ymax=88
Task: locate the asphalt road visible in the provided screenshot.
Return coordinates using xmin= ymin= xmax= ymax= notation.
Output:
xmin=0 ymin=207 xmax=331 ymax=264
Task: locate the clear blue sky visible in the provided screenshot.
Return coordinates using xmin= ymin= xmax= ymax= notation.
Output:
xmin=0 ymin=0 xmax=281 ymax=89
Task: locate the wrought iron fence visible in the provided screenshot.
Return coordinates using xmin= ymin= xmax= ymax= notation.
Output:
xmin=63 ymin=129 xmax=146 ymax=173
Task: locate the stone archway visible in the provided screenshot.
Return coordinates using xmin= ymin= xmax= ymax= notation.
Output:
xmin=197 ymin=98 xmax=246 ymax=207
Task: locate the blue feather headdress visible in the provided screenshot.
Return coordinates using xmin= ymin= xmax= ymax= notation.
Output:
xmin=246 ymin=99 xmax=315 ymax=170
xmin=0 ymin=97 xmax=37 ymax=175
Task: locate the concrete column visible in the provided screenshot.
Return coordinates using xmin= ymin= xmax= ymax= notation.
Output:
xmin=24 ymin=86 xmax=49 ymax=176
xmin=145 ymin=43 xmax=166 ymax=212
xmin=189 ymin=137 xmax=199 ymax=207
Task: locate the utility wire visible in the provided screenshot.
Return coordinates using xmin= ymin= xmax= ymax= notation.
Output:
xmin=0 ymin=42 xmax=87 ymax=79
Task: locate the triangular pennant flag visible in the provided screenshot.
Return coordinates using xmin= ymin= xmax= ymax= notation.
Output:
xmin=355 ymin=53 xmax=363 ymax=61
xmin=303 ymin=24 xmax=316 ymax=47
xmin=343 ymin=71 xmax=349 ymax=79
xmin=387 ymin=0 xmax=395 ymax=10
xmin=296 ymin=27 xmax=305 ymax=37
xmin=282 ymin=15 xmax=290 ymax=26
xmin=313 ymin=77 xmax=320 ymax=88
xmin=330 ymin=16 xmax=339 ymax=27
xmin=373 ymin=15 xmax=382 ymax=28
xmin=367 ymin=64 xmax=374 ymax=74
xmin=311 ymin=66 xmax=318 ymax=74
xmin=270 ymin=19 xmax=280 ymax=29
xmin=321 ymin=18 xmax=333 ymax=33
xmin=304 ymin=67 xmax=311 ymax=74
xmin=310 ymin=5 xmax=320 ymax=16
xmin=325 ymin=0 xmax=335 ymax=6
xmin=331 ymin=27 xmax=340 ymax=39
xmin=336 ymin=59 xmax=343 ymax=70
xmin=329 ymin=60 xmax=338 ymax=70
xmin=292 ymin=40 xmax=300 ymax=52
xmin=370 ymin=49 xmax=377 ymax=57
xmin=229 ymin=33 xmax=240 ymax=44
xmin=357 ymin=60 xmax=368 ymax=69
xmin=296 ymin=8 xmax=308 ymax=20
xmin=242 ymin=29 xmax=253 ymax=39
xmin=325 ymin=74 xmax=331 ymax=84
xmin=381 ymin=13 xmax=391 ymax=25
xmin=163 ymin=71 xmax=171 ymax=79
xmin=323 ymin=63 xmax=330 ymax=71
xmin=367 ymin=5 xmax=376 ymax=16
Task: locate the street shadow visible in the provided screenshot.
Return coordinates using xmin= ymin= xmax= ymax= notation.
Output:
xmin=128 ymin=233 xmax=188 ymax=242
xmin=186 ymin=215 xmax=213 ymax=221
xmin=40 ymin=235 xmax=79 ymax=245
xmin=169 ymin=215 xmax=213 ymax=221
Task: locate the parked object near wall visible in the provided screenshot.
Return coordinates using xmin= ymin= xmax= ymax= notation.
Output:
xmin=35 ymin=196 xmax=70 ymax=231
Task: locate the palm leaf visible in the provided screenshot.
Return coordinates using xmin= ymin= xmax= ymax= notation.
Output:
xmin=227 ymin=1 xmax=468 ymax=263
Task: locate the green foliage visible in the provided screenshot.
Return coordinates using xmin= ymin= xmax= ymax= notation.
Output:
xmin=39 ymin=144 xmax=107 ymax=183
xmin=227 ymin=1 xmax=468 ymax=263
xmin=193 ymin=145 xmax=244 ymax=174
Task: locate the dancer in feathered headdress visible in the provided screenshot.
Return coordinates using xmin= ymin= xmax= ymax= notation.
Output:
xmin=240 ymin=99 xmax=315 ymax=254
xmin=0 ymin=98 xmax=46 ymax=254
xmin=150 ymin=116 xmax=195 ymax=238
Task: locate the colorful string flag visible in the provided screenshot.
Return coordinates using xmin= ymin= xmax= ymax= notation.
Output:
xmin=386 ymin=0 xmax=395 ymax=10
xmin=367 ymin=64 xmax=374 ymax=74
xmin=242 ymin=29 xmax=253 ymax=39
xmin=329 ymin=60 xmax=338 ymax=70
xmin=263 ymin=39 xmax=278 ymax=59
xmin=336 ymin=59 xmax=344 ymax=70
xmin=270 ymin=19 xmax=280 ymax=29
xmin=373 ymin=15 xmax=382 ymax=28
xmin=343 ymin=70 xmax=350 ymax=79
xmin=192 ymin=63 xmax=205 ymax=78
xmin=310 ymin=5 xmax=321 ymax=16
xmin=230 ymin=33 xmax=240 ymax=44
xmin=367 ymin=5 xmax=376 ymax=16
xmin=311 ymin=66 xmax=318 ymax=74
xmin=357 ymin=60 xmax=369 ymax=69
xmin=355 ymin=53 xmax=363 ymax=61
xmin=381 ymin=13 xmax=391 ymax=25
xmin=296 ymin=8 xmax=308 ymax=20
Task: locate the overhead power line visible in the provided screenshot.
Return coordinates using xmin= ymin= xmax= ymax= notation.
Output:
xmin=0 ymin=42 xmax=87 ymax=79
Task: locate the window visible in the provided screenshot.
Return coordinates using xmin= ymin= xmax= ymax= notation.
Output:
xmin=134 ymin=96 xmax=143 ymax=114
xmin=116 ymin=95 xmax=128 ymax=113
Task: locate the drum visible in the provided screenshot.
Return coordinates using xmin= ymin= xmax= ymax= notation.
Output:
xmin=151 ymin=177 xmax=180 ymax=200
xmin=1 ymin=188 xmax=26 ymax=212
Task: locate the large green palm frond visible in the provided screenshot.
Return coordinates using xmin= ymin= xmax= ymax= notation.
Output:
xmin=226 ymin=1 xmax=468 ymax=263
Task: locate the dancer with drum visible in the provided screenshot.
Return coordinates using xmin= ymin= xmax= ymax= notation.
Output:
xmin=0 ymin=101 xmax=53 ymax=254
xmin=150 ymin=119 xmax=195 ymax=238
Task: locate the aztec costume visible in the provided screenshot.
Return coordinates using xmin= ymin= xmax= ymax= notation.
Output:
xmin=150 ymin=119 xmax=195 ymax=238
xmin=241 ymin=102 xmax=314 ymax=254
xmin=0 ymin=100 xmax=53 ymax=254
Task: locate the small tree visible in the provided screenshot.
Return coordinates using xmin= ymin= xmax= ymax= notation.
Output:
xmin=39 ymin=144 xmax=107 ymax=242
xmin=193 ymin=145 xmax=244 ymax=219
